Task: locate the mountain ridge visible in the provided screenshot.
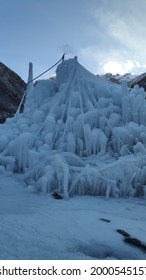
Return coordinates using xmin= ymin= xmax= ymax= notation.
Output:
xmin=0 ymin=62 xmax=26 ymax=123
xmin=101 ymin=72 xmax=146 ymax=91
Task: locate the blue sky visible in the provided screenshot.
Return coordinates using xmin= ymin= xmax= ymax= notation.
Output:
xmin=0 ymin=0 xmax=146 ymax=81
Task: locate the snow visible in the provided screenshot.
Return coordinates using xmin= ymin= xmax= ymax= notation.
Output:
xmin=0 ymin=174 xmax=146 ymax=260
xmin=0 ymin=57 xmax=146 ymax=259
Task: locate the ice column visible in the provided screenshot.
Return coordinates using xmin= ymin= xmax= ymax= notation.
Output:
xmin=15 ymin=62 xmax=34 ymax=117
xmin=27 ymin=62 xmax=33 ymax=91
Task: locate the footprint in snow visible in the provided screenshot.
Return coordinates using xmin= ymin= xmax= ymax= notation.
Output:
xmin=99 ymin=218 xmax=111 ymax=223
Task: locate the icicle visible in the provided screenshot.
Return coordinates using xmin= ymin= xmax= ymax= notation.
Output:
xmin=54 ymin=155 xmax=69 ymax=200
xmin=12 ymin=132 xmax=34 ymax=172
xmin=66 ymin=132 xmax=76 ymax=153
xmin=121 ymin=80 xmax=128 ymax=96
xmin=2 ymin=56 xmax=146 ymax=199
xmin=106 ymin=185 xmax=110 ymax=199
xmin=143 ymin=186 xmax=146 ymax=200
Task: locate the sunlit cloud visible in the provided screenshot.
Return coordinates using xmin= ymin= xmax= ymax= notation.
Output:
xmin=80 ymin=0 xmax=146 ymax=75
xmin=103 ymin=60 xmax=136 ymax=75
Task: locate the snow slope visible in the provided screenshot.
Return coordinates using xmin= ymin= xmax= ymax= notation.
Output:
xmin=0 ymin=173 xmax=146 ymax=260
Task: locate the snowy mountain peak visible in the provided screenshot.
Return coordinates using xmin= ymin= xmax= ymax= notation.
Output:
xmin=0 ymin=58 xmax=146 ymax=199
xmin=101 ymin=73 xmax=139 ymax=87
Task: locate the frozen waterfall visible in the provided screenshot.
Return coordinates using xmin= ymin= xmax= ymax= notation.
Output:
xmin=0 ymin=57 xmax=146 ymax=198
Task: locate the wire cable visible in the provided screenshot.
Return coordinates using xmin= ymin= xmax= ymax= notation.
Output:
xmin=27 ymin=54 xmax=65 ymax=85
xmin=0 ymin=54 xmax=65 ymax=101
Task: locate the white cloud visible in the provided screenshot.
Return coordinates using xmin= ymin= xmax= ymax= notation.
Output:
xmin=78 ymin=46 xmax=146 ymax=75
xmin=81 ymin=0 xmax=146 ymax=74
xmin=103 ymin=60 xmax=137 ymax=74
xmin=77 ymin=46 xmax=106 ymax=73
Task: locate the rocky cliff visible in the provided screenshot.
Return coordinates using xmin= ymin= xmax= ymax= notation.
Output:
xmin=0 ymin=62 xmax=26 ymax=123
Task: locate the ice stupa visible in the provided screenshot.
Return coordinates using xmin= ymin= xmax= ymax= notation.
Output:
xmin=0 ymin=56 xmax=146 ymax=199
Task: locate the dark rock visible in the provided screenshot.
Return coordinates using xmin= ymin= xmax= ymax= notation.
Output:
xmin=116 ymin=229 xmax=130 ymax=237
xmin=52 ymin=192 xmax=63 ymax=199
xmin=101 ymin=71 xmax=146 ymax=92
xmin=129 ymin=72 xmax=146 ymax=91
xmin=99 ymin=218 xmax=111 ymax=223
xmin=124 ymin=237 xmax=146 ymax=253
xmin=140 ymin=243 xmax=146 ymax=251
xmin=124 ymin=237 xmax=142 ymax=247
xmin=0 ymin=62 xmax=26 ymax=123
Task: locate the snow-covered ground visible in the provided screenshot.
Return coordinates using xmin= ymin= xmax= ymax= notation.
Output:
xmin=0 ymin=173 xmax=145 ymax=260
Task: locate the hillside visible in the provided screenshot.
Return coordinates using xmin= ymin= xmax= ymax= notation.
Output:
xmin=102 ymin=72 xmax=146 ymax=92
xmin=0 ymin=62 xmax=26 ymax=123
xmin=101 ymin=72 xmax=136 ymax=84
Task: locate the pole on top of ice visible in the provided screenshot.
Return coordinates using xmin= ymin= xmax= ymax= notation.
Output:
xmin=27 ymin=62 xmax=33 ymax=91
xmin=15 ymin=62 xmax=33 ymax=117
xmin=61 ymin=53 xmax=65 ymax=61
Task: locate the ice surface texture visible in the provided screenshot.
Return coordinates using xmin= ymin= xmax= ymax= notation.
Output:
xmin=0 ymin=57 xmax=146 ymax=198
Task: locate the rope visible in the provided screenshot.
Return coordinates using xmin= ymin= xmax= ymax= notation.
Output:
xmin=26 ymin=54 xmax=65 ymax=85
xmin=15 ymin=90 xmax=27 ymax=117
xmin=0 ymin=54 xmax=65 ymax=102
xmin=14 ymin=55 xmax=65 ymax=117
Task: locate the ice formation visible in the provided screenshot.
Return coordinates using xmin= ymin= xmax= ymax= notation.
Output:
xmin=1 ymin=56 xmax=146 ymax=198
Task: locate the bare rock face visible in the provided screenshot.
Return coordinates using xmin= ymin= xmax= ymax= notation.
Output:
xmin=0 ymin=62 xmax=26 ymax=123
